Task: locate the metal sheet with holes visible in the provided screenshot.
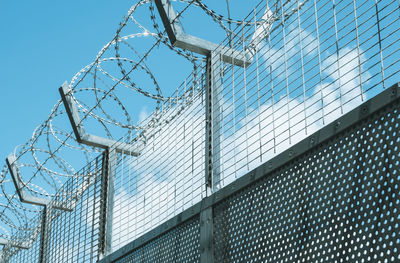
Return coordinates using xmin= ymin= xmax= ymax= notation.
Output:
xmin=115 ymin=215 xmax=200 ymax=263
xmin=214 ymin=100 xmax=400 ymax=262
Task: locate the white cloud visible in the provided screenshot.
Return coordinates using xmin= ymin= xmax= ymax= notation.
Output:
xmin=108 ymin=97 xmax=206 ymax=251
xmin=216 ymin=30 xmax=370 ymax=189
xmin=111 ymin=178 xmax=176 ymax=250
xmin=138 ymin=106 xmax=150 ymax=124
xmin=322 ymin=47 xmax=370 ymax=112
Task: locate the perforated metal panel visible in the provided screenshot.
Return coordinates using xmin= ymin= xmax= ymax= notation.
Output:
xmin=214 ymin=101 xmax=400 ymax=262
xmin=115 ymin=215 xmax=200 ymax=263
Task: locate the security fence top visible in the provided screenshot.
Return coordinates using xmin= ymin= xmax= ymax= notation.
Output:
xmin=59 ymin=82 xmax=145 ymax=156
xmin=3 ymin=0 xmax=400 ymax=261
xmin=0 ymin=238 xmax=29 ymax=250
xmin=154 ymin=0 xmax=252 ymax=67
xmin=6 ymin=154 xmax=72 ymax=211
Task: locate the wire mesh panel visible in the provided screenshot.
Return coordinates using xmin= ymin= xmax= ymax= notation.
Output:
xmin=0 ymin=204 xmax=43 ymax=263
xmin=114 ymin=215 xmax=200 ymax=263
xmin=5 ymin=228 xmax=41 ymax=263
xmin=213 ymin=91 xmax=400 ymax=262
xmin=2 ymin=1 xmax=400 ymax=262
xmin=110 ymin=68 xmax=207 ymax=252
xmin=3 ymin=154 xmax=105 ymax=263
xmin=212 ymin=0 xmax=400 ymax=190
xmin=43 ymin=155 xmax=104 ymax=263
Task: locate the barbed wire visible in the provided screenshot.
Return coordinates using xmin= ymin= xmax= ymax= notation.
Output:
xmin=0 ymin=0 xmax=302 ymax=247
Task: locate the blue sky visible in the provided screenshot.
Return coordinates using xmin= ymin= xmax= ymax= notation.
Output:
xmin=0 ymin=0 xmax=264 ymax=242
xmin=0 ymin=0 xmax=134 ymax=164
xmin=0 ymin=0 xmax=397 ymax=203
xmin=0 ymin=0 xmax=261 ymax=165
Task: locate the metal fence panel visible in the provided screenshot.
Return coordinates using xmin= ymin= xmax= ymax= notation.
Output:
xmin=2 ymin=0 xmax=400 ymax=262
xmin=212 ymin=0 xmax=400 ymax=190
xmin=6 ymin=232 xmax=41 ymax=263
xmin=213 ymin=86 xmax=400 ymax=262
xmin=102 ymin=84 xmax=400 ymax=262
xmin=4 ymin=154 xmax=104 ymax=263
xmin=110 ymin=70 xmax=207 ymax=252
xmin=115 ymin=215 xmax=200 ymax=263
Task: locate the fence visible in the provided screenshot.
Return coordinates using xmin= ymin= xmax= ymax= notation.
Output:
xmin=211 ymin=0 xmax=400 ymax=191
xmin=1 ymin=0 xmax=400 ymax=262
xmin=101 ymin=82 xmax=400 ymax=262
xmin=3 ymin=155 xmax=104 ymax=262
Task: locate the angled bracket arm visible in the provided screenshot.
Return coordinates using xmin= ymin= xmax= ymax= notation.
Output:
xmin=0 ymin=222 xmax=42 ymax=250
xmin=154 ymin=0 xmax=252 ymax=67
xmin=6 ymin=154 xmax=72 ymax=211
xmin=0 ymin=238 xmax=29 ymax=250
xmin=59 ymin=82 xmax=144 ymax=156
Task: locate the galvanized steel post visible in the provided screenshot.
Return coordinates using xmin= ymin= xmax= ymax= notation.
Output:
xmin=38 ymin=206 xmax=52 ymax=263
xmin=98 ymin=148 xmax=117 ymax=258
xmin=205 ymin=51 xmax=223 ymax=194
xmin=200 ymin=207 xmax=214 ymax=263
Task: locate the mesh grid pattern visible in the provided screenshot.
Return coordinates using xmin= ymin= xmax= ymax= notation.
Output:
xmin=116 ymin=215 xmax=200 ymax=263
xmin=43 ymin=155 xmax=104 ymax=263
xmin=3 ymin=0 xmax=400 ymax=261
xmin=110 ymin=78 xmax=206 ymax=252
xmin=214 ymin=101 xmax=400 ymax=262
xmin=7 ymin=235 xmax=41 ymax=263
xmin=212 ymin=0 xmax=400 ymax=191
xmin=4 ymin=154 xmax=105 ymax=263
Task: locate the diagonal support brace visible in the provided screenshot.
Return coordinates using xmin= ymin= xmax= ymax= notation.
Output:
xmin=154 ymin=0 xmax=252 ymax=67
xmin=59 ymin=82 xmax=145 ymax=156
xmin=6 ymin=154 xmax=72 ymax=211
xmin=0 ymin=238 xmax=29 ymax=250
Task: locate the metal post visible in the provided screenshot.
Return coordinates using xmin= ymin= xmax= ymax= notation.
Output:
xmin=39 ymin=206 xmax=52 ymax=263
xmin=205 ymin=55 xmax=213 ymax=194
xmin=105 ymin=148 xmax=117 ymax=254
xmin=200 ymin=207 xmax=214 ymax=263
xmin=205 ymin=50 xmax=223 ymax=194
xmin=0 ymin=243 xmax=12 ymax=262
xmin=211 ymin=51 xmax=222 ymax=192
xmin=98 ymin=148 xmax=117 ymax=258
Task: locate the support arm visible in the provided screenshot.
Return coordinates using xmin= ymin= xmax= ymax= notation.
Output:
xmin=59 ymin=82 xmax=144 ymax=156
xmin=6 ymin=154 xmax=72 ymax=211
xmin=154 ymin=0 xmax=252 ymax=67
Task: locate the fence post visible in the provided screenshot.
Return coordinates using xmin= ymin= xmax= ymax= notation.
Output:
xmin=0 ymin=243 xmax=11 ymax=262
xmin=200 ymin=207 xmax=214 ymax=263
xmin=205 ymin=50 xmax=223 ymax=194
xmin=38 ymin=206 xmax=52 ymax=263
xmin=98 ymin=148 xmax=117 ymax=258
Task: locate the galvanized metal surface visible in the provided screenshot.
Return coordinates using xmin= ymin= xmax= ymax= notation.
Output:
xmin=109 ymin=215 xmax=200 ymax=263
xmin=199 ymin=207 xmax=213 ymax=263
xmin=105 ymin=149 xmax=117 ymax=256
xmin=213 ymin=84 xmax=400 ymax=262
xmin=38 ymin=207 xmax=50 ymax=263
